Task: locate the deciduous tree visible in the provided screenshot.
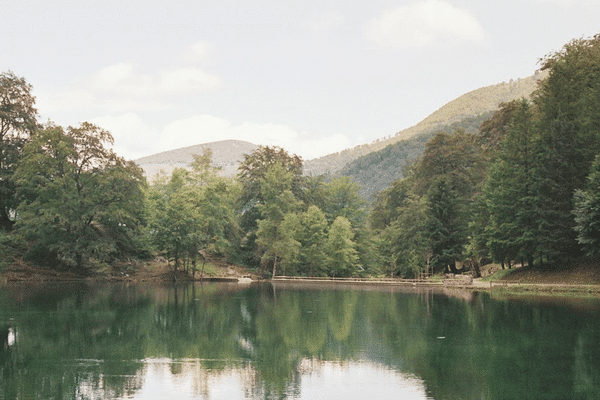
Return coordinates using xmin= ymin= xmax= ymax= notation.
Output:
xmin=15 ymin=123 xmax=146 ymax=269
xmin=0 ymin=71 xmax=39 ymax=230
xmin=254 ymin=163 xmax=303 ymax=276
xmin=325 ymin=216 xmax=358 ymax=277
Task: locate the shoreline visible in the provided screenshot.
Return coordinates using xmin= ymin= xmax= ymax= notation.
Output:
xmin=0 ymin=258 xmax=261 ymax=285
xmin=270 ymin=276 xmax=600 ymax=294
xmin=3 ymin=259 xmax=600 ymax=297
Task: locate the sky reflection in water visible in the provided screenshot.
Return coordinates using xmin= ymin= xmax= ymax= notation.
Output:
xmin=125 ymin=359 xmax=429 ymax=400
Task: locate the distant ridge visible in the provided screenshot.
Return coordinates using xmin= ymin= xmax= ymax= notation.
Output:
xmin=135 ymin=140 xmax=258 ymax=180
xmin=134 ymin=72 xmax=547 ymax=182
xmin=304 ymin=71 xmax=547 ymax=176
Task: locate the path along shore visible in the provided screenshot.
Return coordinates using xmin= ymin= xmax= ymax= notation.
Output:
xmin=271 ymin=275 xmax=600 ymax=294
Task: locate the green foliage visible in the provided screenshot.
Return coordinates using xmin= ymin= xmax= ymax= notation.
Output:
xmin=416 ymin=131 xmax=486 ymax=272
xmin=478 ymin=100 xmax=523 ymax=155
xmin=14 ymin=123 xmax=147 ymax=269
xmin=0 ymin=231 xmax=26 ymax=269
xmin=366 ymin=34 xmax=600 ymax=273
xmin=338 ymin=113 xmax=492 ymax=199
xmin=573 ymin=155 xmax=600 ymax=257
xmin=237 ymin=145 xmax=303 ymax=227
xmin=369 ymin=177 xmax=413 ymax=231
xmin=322 ymin=176 xmax=366 ymax=226
xmin=425 ymin=176 xmax=467 ymax=272
xmin=378 ymin=191 xmax=428 ymax=277
xmin=236 ymin=145 xmax=370 ymax=276
xmin=0 ymin=71 xmax=39 ymax=231
xmin=414 ymin=130 xmax=487 ymax=197
xmin=533 ymin=34 xmax=600 ymax=261
xmin=368 ymin=129 xmax=488 ymax=276
xmin=147 ymin=148 xmax=240 ymax=270
xmin=325 ymin=216 xmax=358 ymax=277
xmin=236 ymin=146 xmax=305 ymax=266
xmin=8 ymin=34 xmax=600 ymax=277
xmin=481 ymin=99 xmax=538 ymax=266
xmin=255 ymin=163 xmax=303 ymax=275
xmin=480 ymin=268 xmax=517 ymax=282
xmin=295 ymin=205 xmax=328 ymax=276
xmin=198 ymin=261 xmax=219 ymax=276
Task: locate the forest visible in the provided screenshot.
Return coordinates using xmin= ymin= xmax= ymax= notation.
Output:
xmin=1 ymin=34 xmax=600 ymax=279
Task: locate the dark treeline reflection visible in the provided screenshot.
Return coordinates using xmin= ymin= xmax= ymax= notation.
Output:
xmin=1 ymin=283 xmax=600 ymax=399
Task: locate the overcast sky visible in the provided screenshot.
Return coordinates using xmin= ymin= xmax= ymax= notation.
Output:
xmin=2 ymin=0 xmax=599 ymax=161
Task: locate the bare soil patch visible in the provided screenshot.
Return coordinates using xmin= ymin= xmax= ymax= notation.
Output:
xmin=1 ymin=256 xmax=260 ymax=284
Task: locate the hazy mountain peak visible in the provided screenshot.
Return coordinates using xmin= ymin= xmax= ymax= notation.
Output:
xmin=135 ymin=140 xmax=258 ymax=180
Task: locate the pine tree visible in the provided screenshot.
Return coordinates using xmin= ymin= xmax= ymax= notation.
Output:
xmin=483 ymin=99 xmax=538 ymax=267
xmin=533 ymin=34 xmax=600 ymax=261
xmin=573 ymin=155 xmax=600 ymax=257
xmin=425 ymin=176 xmax=466 ymax=273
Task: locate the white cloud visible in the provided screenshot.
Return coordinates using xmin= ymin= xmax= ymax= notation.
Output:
xmin=91 ymin=63 xmax=220 ymax=97
xmin=162 ymin=115 xmax=233 ymax=149
xmin=290 ymin=134 xmax=354 ymax=161
xmin=91 ymin=113 xmax=160 ymax=160
xmin=364 ymin=0 xmax=486 ymax=50
xmin=183 ymin=41 xmax=214 ymax=65
xmin=162 ymin=115 xmax=301 ymax=152
xmin=65 ymin=108 xmax=354 ymax=162
xmin=37 ymin=44 xmax=221 ymax=117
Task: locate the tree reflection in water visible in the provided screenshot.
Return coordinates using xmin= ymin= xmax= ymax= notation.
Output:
xmin=1 ymin=282 xmax=600 ymax=399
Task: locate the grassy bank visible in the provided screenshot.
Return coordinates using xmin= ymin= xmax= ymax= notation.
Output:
xmin=475 ymin=258 xmax=600 ymax=297
xmin=486 ymin=259 xmax=600 ymax=285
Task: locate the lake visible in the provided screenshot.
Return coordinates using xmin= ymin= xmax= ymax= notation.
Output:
xmin=1 ymin=281 xmax=600 ymax=399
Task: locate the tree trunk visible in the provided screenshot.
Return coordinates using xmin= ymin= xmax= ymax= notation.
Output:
xmin=448 ymin=261 xmax=459 ymax=274
xmin=470 ymin=256 xmax=481 ymax=278
xmin=272 ymin=257 xmax=278 ymax=279
xmin=527 ymin=255 xmax=534 ymax=268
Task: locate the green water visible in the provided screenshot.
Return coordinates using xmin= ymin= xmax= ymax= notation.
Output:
xmin=1 ymin=282 xmax=600 ymax=399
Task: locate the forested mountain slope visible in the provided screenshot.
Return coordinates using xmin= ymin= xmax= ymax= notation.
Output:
xmin=304 ymin=72 xmax=546 ymax=177
xmin=338 ymin=112 xmax=493 ymax=199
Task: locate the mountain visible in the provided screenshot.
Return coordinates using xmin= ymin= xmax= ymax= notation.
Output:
xmin=135 ymin=140 xmax=258 ymax=180
xmin=303 ymin=71 xmax=546 ymax=177
xmin=337 ymin=112 xmax=493 ymax=199
xmin=134 ymin=72 xmax=546 ymax=187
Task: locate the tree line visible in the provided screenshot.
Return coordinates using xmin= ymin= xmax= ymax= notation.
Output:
xmin=1 ymin=34 xmax=600 ymax=278
xmin=0 ymin=74 xmax=369 ymax=276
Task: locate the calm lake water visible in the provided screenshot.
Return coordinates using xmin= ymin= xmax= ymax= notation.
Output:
xmin=1 ymin=281 xmax=600 ymax=399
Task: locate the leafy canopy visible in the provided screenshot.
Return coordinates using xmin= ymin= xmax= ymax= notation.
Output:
xmin=15 ymin=122 xmax=146 ymax=269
